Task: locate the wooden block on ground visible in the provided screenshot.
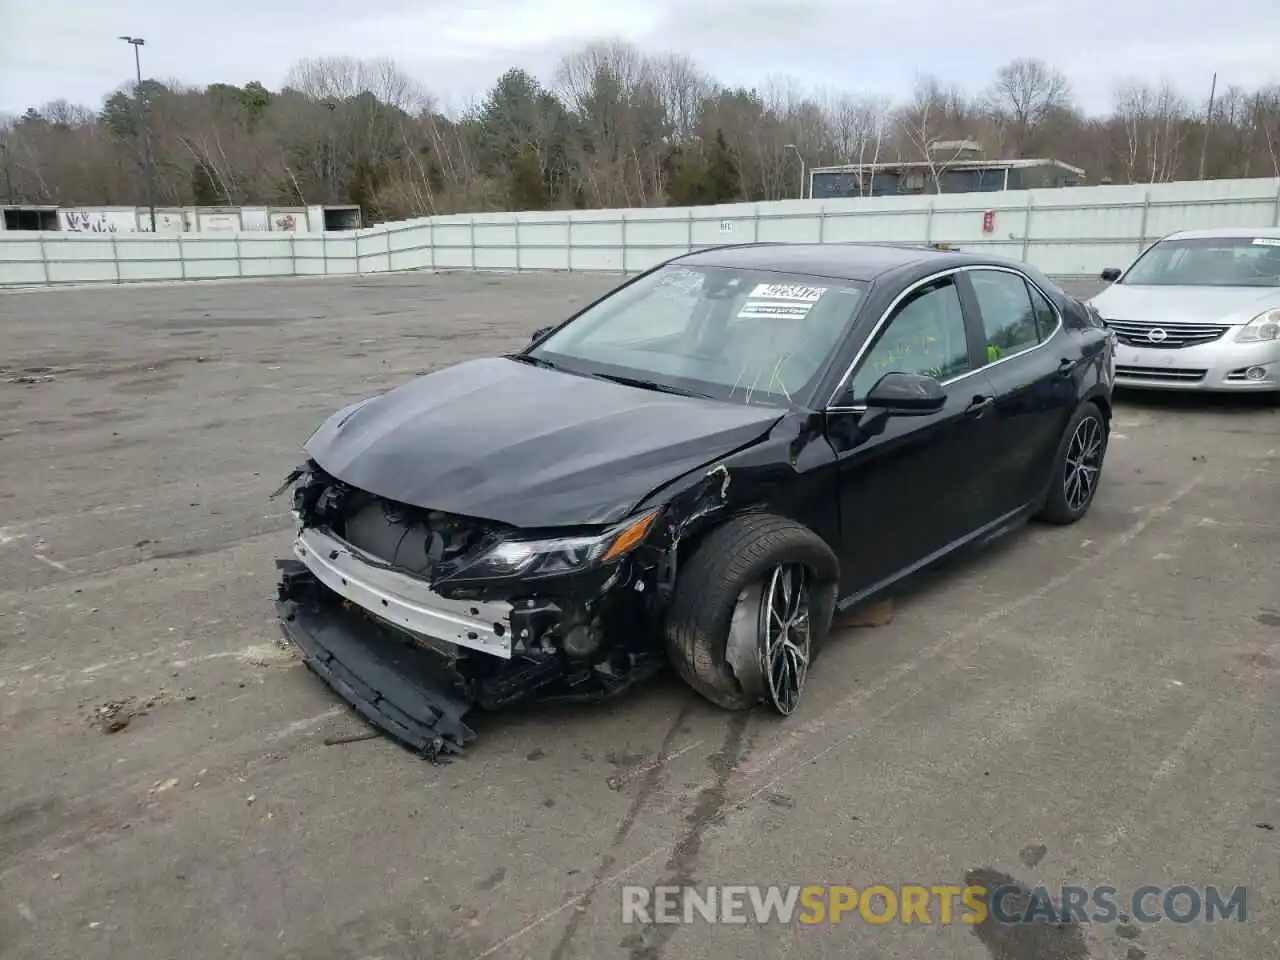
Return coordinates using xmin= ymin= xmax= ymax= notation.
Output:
xmin=844 ymin=597 xmax=895 ymax=628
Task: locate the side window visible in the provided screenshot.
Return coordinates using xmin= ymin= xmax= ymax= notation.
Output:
xmin=1025 ymin=281 xmax=1059 ymax=339
xmin=844 ymin=277 xmax=971 ymax=402
xmin=969 ymin=269 xmax=1040 ymax=363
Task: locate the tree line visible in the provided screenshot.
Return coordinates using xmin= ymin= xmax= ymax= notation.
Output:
xmin=2 ymin=42 xmax=1278 ymax=223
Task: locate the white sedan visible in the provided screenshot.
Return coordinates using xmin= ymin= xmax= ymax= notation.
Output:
xmin=1089 ymin=227 xmax=1280 ymax=397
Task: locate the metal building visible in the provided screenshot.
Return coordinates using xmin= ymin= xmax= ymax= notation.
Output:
xmin=810 ymin=157 xmax=1086 ymax=200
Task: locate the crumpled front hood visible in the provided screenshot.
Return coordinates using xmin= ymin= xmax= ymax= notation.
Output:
xmin=1089 ymin=283 xmax=1280 ymax=325
xmin=304 ymin=357 xmax=784 ymax=528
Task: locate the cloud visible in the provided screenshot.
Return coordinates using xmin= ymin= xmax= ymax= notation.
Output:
xmin=1 ymin=0 xmax=1276 ymax=116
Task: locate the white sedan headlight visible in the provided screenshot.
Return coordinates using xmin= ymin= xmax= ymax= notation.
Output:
xmin=1235 ymin=308 xmax=1280 ymax=343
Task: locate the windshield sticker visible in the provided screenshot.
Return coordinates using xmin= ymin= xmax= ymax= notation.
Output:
xmin=737 ymin=300 xmax=815 ymax=320
xmin=656 ymin=267 xmax=705 ymax=294
xmin=746 ymin=282 xmax=827 ymax=302
xmin=736 ymin=282 xmax=828 ymax=321
xmin=1251 ymin=238 xmax=1280 ymax=247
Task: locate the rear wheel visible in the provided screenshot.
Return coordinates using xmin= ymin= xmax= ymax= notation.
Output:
xmin=663 ymin=513 xmax=839 ymax=714
xmin=1035 ymin=400 xmax=1108 ymax=525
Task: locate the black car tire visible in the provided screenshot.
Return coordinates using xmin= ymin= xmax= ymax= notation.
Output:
xmin=663 ymin=512 xmax=840 ymax=712
xmin=1034 ymin=400 xmax=1108 ymax=525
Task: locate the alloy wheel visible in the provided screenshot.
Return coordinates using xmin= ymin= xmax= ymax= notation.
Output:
xmin=759 ymin=562 xmax=811 ymax=715
xmin=1064 ymin=415 xmax=1104 ymax=513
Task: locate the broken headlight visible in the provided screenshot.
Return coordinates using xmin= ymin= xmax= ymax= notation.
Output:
xmin=447 ymin=509 xmax=659 ymax=581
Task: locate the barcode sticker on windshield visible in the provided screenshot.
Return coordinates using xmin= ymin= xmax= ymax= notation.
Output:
xmin=747 ymin=283 xmax=826 ymax=301
xmin=736 ymin=282 xmax=827 ymax=320
xmin=738 ymin=301 xmax=814 ymax=320
xmin=1251 ymin=238 xmax=1280 ymax=246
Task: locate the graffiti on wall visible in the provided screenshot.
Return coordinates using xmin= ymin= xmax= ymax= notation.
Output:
xmin=154 ymin=212 xmax=186 ymax=234
xmin=272 ymin=213 xmax=297 ymax=232
xmin=60 ymin=210 xmax=120 ymax=232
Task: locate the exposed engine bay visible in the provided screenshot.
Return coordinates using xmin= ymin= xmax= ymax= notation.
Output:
xmin=273 ymin=460 xmax=725 ymax=761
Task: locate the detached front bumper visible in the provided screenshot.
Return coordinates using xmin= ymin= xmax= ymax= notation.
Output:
xmin=1114 ymin=338 xmax=1280 ymax=392
xmin=275 ymin=522 xmax=670 ymax=760
xmin=276 ymin=558 xmax=479 ymax=761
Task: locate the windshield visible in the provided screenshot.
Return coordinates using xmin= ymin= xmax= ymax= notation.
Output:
xmin=526 ymin=264 xmax=867 ymax=406
xmin=1121 ymin=236 xmax=1280 ymax=287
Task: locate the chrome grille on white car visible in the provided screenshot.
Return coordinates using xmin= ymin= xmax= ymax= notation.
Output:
xmin=1115 ymin=364 xmax=1207 ymax=382
xmin=1103 ymin=319 xmax=1228 ymax=349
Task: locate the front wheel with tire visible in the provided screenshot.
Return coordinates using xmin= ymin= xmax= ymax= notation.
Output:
xmin=1035 ymin=400 xmax=1108 ymax=525
xmin=663 ymin=513 xmax=839 ymax=715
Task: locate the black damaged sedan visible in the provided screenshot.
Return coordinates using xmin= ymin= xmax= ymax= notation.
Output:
xmin=274 ymin=243 xmax=1116 ymax=760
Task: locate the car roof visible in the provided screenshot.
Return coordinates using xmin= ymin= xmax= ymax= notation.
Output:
xmin=1160 ymin=226 xmax=1280 ymax=241
xmin=675 ymin=242 xmax=975 ymax=283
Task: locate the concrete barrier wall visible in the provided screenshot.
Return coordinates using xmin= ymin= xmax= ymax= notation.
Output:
xmin=3 ymin=177 xmax=1278 ymax=287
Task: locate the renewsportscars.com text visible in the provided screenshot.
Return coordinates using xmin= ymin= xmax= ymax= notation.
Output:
xmin=621 ymin=884 xmax=1248 ymax=926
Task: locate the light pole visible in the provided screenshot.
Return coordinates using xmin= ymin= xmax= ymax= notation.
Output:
xmin=119 ymin=36 xmax=157 ymax=232
xmin=784 ymin=143 xmax=806 ymax=199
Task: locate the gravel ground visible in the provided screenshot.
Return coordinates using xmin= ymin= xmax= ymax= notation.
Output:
xmin=0 ymin=271 xmax=1276 ymax=960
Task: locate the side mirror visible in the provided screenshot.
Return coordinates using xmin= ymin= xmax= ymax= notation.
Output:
xmin=864 ymin=372 xmax=946 ymax=416
xmin=1100 ymin=267 xmax=1122 ymax=283
xmin=530 ymin=325 xmax=553 ymax=345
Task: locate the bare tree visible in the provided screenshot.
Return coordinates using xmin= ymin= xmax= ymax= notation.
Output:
xmin=897 ymin=75 xmax=974 ymax=192
xmin=818 ymin=92 xmax=892 ymax=194
xmin=284 ymin=56 xmax=426 ymax=112
xmin=984 ymin=59 xmax=1074 ymax=156
xmin=1249 ymin=85 xmax=1280 ymax=177
xmin=649 ymin=53 xmax=713 ymax=144
xmin=554 ymin=41 xmax=669 ymax=207
xmin=1112 ymin=79 xmax=1190 ymax=182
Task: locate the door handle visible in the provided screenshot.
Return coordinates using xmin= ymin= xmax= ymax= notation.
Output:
xmin=1057 ymin=357 xmax=1076 ymax=375
xmin=965 ymin=395 xmax=995 ymax=417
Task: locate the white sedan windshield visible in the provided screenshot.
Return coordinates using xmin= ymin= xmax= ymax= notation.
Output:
xmin=1122 ymin=237 xmax=1280 ymax=287
xmin=529 ymin=264 xmax=867 ymax=405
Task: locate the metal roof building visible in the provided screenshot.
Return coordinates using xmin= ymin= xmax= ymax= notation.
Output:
xmin=809 ymin=158 xmax=1086 ymax=200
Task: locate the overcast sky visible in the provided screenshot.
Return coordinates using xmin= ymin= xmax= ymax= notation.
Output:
xmin=1 ymin=0 xmax=1276 ymax=118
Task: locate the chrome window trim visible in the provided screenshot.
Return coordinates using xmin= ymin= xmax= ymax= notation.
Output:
xmin=824 ymin=263 xmax=1065 ymax=411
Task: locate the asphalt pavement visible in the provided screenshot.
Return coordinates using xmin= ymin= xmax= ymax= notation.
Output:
xmin=0 ymin=272 xmax=1276 ymax=960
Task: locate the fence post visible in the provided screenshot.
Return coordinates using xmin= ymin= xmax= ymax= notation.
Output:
xmin=290 ymin=233 xmax=297 ymax=277
xmin=686 ymin=207 xmax=693 ymax=253
xmin=565 ymin=213 xmax=573 ymax=272
xmin=752 ymin=205 xmax=760 ymax=242
xmin=1021 ymin=193 xmax=1034 ymax=262
xmin=111 ymin=233 xmax=120 ymax=284
xmin=428 ymin=219 xmax=436 ymax=272
xmin=514 ymin=216 xmax=521 ymax=273
xmin=178 ymin=234 xmax=186 ymax=281
xmin=924 ymin=199 xmax=935 ymax=246
xmin=385 ymin=227 xmax=392 ymax=275
xmin=322 ymin=232 xmax=329 ymax=275
xmin=818 ymin=204 xmax=826 ymax=244
xmin=469 ymin=218 xmax=477 ymax=272
xmin=235 ymin=234 xmax=244 ymax=278
xmin=620 ymin=212 xmax=628 ymax=274
xmin=38 ymin=232 xmax=49 ymax=286
xmin=1272 ymin=182 xmax=1280 ymax=226
xmin=1136 ymin=191 xmax=1151 ymax=255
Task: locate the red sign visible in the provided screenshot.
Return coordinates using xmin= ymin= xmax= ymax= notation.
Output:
xmin=982 ymin=210 xmax=996 ymax=234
